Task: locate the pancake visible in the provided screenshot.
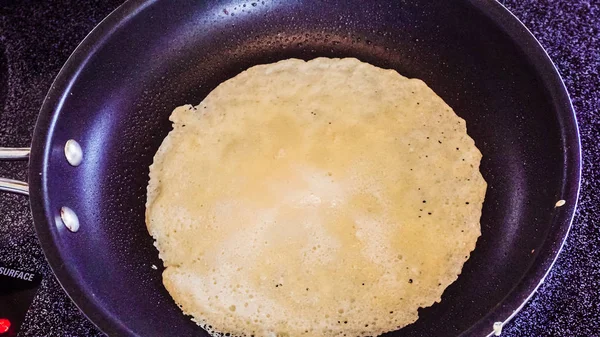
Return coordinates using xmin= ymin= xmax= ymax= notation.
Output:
xmin=146 ymin=57 xmax=487 ymax=337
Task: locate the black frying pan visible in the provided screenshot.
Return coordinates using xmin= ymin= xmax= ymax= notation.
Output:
xmin=0 ymin=0 xmax=580 ymax=336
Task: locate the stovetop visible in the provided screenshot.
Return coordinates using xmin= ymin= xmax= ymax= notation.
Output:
xmin=0 ymin=1 xmax=598 ymax=336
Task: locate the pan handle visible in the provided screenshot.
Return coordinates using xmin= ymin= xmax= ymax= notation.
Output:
xmin=0 ymin=147 xmax=30 ymax=195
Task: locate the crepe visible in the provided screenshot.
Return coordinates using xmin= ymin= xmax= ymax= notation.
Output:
xmin=146 ymin=57 xmax=486 ymax=337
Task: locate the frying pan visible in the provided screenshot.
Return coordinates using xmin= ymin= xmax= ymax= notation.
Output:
xmin=0 ymin=0 xmax=581 ymax=336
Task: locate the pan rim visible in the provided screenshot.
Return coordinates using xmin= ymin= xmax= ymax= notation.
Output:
xmin=27 ymin=0 xmax=582 ymax=336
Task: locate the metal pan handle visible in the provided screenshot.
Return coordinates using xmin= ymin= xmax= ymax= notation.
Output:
xmin=0 ymin=147 xmax=30 ymax=195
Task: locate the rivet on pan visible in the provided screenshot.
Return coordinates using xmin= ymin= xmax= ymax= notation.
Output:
xmin=64 ymin=139 xmax=83 ymax=166
xmin=60 ymin=206 xmax=80 ymax=233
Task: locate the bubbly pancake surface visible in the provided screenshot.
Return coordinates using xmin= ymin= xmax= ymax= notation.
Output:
xmin=146 ymin=57 xmax=487 ymax=337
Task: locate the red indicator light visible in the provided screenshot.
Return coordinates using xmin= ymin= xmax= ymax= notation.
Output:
xmin=0 ymin=318 xmax=10 ymax=334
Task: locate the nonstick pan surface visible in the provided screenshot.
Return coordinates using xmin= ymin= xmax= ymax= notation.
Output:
xmin=21 ymin=0 xmax=580 ymax=336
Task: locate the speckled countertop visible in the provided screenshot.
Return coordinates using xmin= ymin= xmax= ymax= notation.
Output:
xmin=0 ymin=0 xmax=598 ymax=336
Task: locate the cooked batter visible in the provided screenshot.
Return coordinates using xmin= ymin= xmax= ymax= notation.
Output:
xmin=146 ymin=58 xmax=486 ymax=337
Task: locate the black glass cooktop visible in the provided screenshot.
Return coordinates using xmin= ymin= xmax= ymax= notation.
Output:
xmin=0 ymin=264 xmax=42 ymax=336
